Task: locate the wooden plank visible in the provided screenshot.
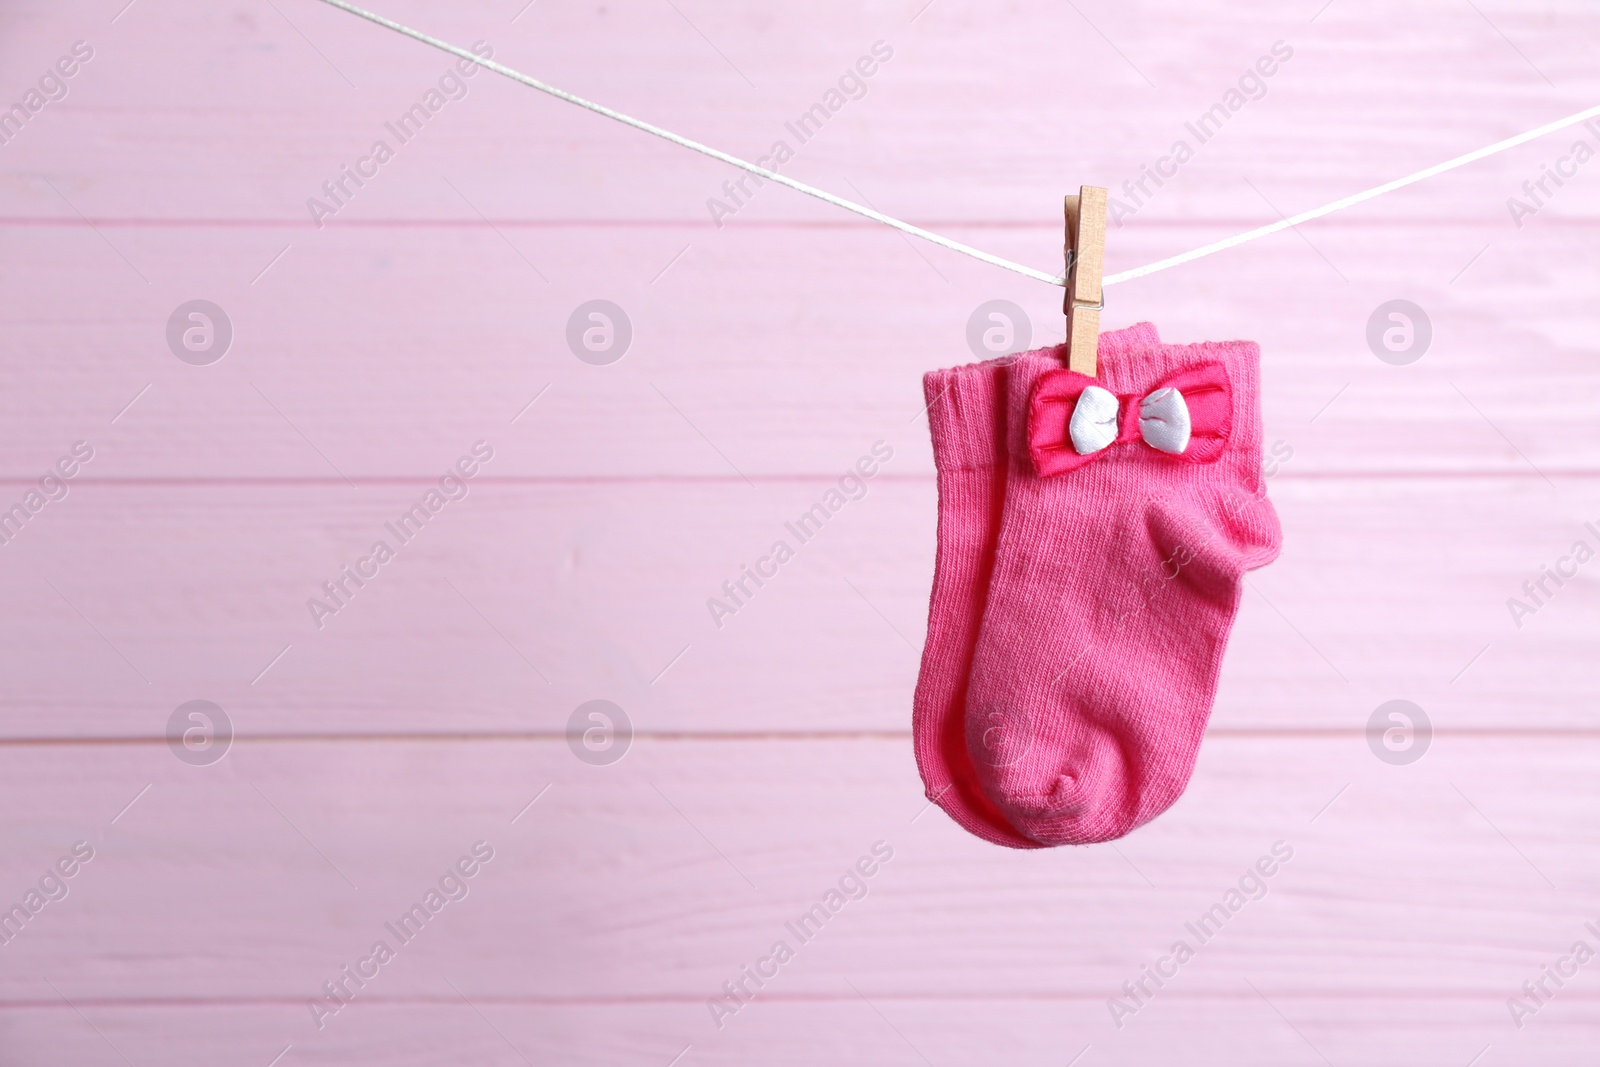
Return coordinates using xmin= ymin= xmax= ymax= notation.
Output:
xmin=0 ymin=476 xmax=1593 ymax=736
xmin=0 ymin=220 xmax=1597 ymax=479
xmin=0 ymin=1 xmax=1595 ymax=225
xmin=0 ymin=735 xmax=1595 ymax=1008
xmin=4 ymin=997 xmax=1599 ymax=1067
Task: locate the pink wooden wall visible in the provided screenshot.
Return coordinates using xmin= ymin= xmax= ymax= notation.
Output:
xmin=2 ymin=0 xmax=1598 ymax=1062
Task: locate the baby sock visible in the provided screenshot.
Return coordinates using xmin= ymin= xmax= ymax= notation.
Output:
xmin=912 ymin=323 xmax=1160 ymax=848
xmin=964 ymin=336 xmax=1281 ymax=846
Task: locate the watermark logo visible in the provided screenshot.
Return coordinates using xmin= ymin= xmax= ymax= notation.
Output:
xmin=308 ymin=841 xmax=495 ymax=1029
xmin=0 ymin=40 xmax=94 ymax=148
xmin=1508 ymin=922 xmax=1600 ymax=1029
xmin=1110 ymin=41 xmax=1294 ymax=225
xmin=0 ymin=841 xmax=94 ymax=948
xmin=567 ymin=700 xmax=632 ymax=766
xmin=705 ymin=41 xmax=894 ymax=227
xmin=965 ymin=299 xmax=1032 ymax=360
xmin=1366 ymin=299 xmax=1430 ymax=365
xmin=708 ymin=840 xmax=894 ymax=1029
xmin=707 ymin=442 xmax=893 ymax=629
xmin=566 ymin=299 xmax=632 ymax=365
xmin=0 ymin=440 xmax=93 ymax=549
xmin=968 ymin=702 xmax=1033 ymax=768
xmin=167 ymin=700 xmax=232 ymax=767
xmin=306 ymin=41 xmax=493 ymax=228
xmin=1109 ymin=841 xmax=1294 ymax=1028
xmin=1506 ymin=118 xmax=1600 ymax=228
xmin=1507 ymin=523 xmax=1600 ymax=629
xmin=307 ymin=442 xmax=494 ymax=630
xmin=166 ymin=300 xmax=232 ymax=366
xmin=1366 ymin=699 xmax=1430 ymax=766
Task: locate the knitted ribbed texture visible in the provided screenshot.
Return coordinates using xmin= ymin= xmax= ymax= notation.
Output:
xmin=912 ymin=323 xmax=1161 ymax=848
xmin=965 ymin=334 xmax=1282 ymax=846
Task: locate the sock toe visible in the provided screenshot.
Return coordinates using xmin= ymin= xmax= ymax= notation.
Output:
xmin=1008 ymin=773 xmax=1094 ymax=818
xmin=969 ymin=711 xmax=1134 ymax=843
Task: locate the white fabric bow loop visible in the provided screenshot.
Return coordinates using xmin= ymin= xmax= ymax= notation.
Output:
xmin=1139 ymin=387 xmax=1191 ymax=454
xmin=1067 ymin=385 xmax=1119 ymax=455
xmin=1068 ymin=385 xmax=1193 ymax=457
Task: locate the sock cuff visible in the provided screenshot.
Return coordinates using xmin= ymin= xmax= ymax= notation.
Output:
xmin=1006 ymin=334 xmax=1267 ymax=477
xmin=925 ymin=324 xmax=1163 ymax=473
xmin=1099 ymin=321 xmax=1161 ymax=362
xmin=923 ymin=360 xmax=1009 ymax=472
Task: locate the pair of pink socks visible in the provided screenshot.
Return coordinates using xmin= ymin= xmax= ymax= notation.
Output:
xmin=912 ymin=323 xmax=1282 ymax=847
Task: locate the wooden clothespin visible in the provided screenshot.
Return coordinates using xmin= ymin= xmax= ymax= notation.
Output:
xmin=1063 ymin=185 xmax=1108 ymax=377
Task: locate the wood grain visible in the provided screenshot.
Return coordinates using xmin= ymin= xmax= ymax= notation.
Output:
xmin=1 ymin=0 xmax=1597 ymax=1061
xmin=0 ymin=736 xmax=1596 ymax=999
xmin=1 ymin=219 xmax=1598 ymax=479
xmin=0 ymin=475 xmax=1594 ymax=737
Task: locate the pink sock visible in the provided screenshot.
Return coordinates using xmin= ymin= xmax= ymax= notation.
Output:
xmin=912 ymin=324 xmax=1161 ymax=848
xmin=964 ymin=333 xmax=1282 ymax=846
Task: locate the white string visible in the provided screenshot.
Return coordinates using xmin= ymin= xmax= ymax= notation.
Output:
xmin=315 ymin=0 xmax=1061 ymax=284
xmin=318 ymin=0 xmax=1598 ymax=289
xmin=1106 ymin=102 xmax=1600 ymax=285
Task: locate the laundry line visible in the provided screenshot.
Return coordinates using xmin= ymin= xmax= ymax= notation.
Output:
xmin=317 ymin=0 xmax=1598 ymax=288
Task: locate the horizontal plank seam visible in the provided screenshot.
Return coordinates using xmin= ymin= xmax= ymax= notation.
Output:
xmin=0 ymin=728 xmax=1596 ymax=747
xmin=0 ymin=991 xmax=1589 ymax=1008
xmin=3 ymin=217 xmax=1597 ymax=231
xmin=0 ymin=470 xmax=1592 ymax=489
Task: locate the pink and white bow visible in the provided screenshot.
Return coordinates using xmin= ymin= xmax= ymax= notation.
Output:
xmin=1027 ymin=362 xmax=1233 ymax=477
